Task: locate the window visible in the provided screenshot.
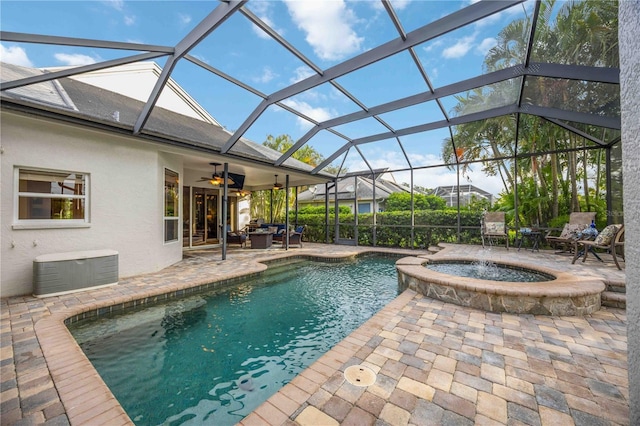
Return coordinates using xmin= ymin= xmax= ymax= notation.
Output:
xmin=164 ymin=168 xmax=179 ymax=243
xmin=15 ymin=168 xmax=88 ymax=228
xmin=358 ymin=203 xmax=371 ymax=214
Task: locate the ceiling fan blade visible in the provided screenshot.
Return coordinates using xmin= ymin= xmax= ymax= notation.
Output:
xmin=213 ymin=174 xmax=235 ymax=185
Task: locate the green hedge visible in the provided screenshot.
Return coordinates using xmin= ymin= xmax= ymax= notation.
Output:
xmin=293 ymin=210 xmax=483 ymax=248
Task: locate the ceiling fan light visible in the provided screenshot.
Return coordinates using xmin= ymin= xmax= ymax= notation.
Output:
xmin=273 ymin=174 xmax=282 ymax=190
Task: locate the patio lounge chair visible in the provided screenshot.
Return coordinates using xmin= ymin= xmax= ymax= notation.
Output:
xmin=572 ymin=224 xmax=625 ymax=270
xmin=545 ymin=212 xmax=596 ymax=253
xmin=481 ymin=211 xmax=509 ymax=250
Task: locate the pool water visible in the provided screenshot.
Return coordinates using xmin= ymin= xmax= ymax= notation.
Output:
xmin=426 ymin=261 xmax=552 ymax=282
xmin=69 ymin=256 xmax=399 ymax=425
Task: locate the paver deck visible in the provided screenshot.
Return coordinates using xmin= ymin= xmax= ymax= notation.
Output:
xmin=0 ymin=243 xmax=628 ymax=425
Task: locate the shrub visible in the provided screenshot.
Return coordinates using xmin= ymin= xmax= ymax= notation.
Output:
xmin=295 ymin=210 xmax=483 ymax=248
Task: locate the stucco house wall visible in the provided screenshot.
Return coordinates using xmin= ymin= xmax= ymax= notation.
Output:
xmin=1 ymin=111 xmax=183 ymax=297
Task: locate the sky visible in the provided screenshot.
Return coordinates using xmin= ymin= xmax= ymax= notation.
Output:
xmin=1 ymin=0 xmax=537 ymax=196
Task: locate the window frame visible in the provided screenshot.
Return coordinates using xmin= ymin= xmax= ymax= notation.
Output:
xmin=163 ymin=168 xmax=180 ymax=244
xmin=13 ymin=167 xmax=90 ymax=230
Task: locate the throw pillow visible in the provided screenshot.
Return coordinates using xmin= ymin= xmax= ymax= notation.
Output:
xmin=559 ymin=223 xmax=587 ymax=239
xmin=485 ymin=222 xmax=505 ymax=234
xmin=593 ymin=225 xmax=619 ymax=246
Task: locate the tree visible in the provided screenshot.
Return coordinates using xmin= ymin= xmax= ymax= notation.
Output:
xmin=263 ymin=134 xmax=323 ymax=166
xmin=251 ymin=134 xmax=328 ymax=222
xmin=385 ymin=192 xmax=446 ymax=212
xmin=442 ymin=0 xmax=618 ymax=226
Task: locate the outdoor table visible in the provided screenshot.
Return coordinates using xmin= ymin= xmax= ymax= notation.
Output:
xmin=517 ymin=228 xmax=541 ymax=252
xmin=249 ymin=231 xmax=272 ymax=249
xmin=573 ymin=228 xmax=602 ymax=261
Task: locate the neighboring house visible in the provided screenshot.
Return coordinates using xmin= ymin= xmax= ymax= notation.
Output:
xmin=297 ymin=169 xmax=414 ymax=213
xmin=0 ymin=62 xmax=321 ymax=297
xmin=433 ymin=184 xmax=493 ymax=208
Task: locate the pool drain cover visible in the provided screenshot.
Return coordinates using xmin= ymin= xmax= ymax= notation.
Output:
xmin=344 ymin=365 xmax=376 ymax=387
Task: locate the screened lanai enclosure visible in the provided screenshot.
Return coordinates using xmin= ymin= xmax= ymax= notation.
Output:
xmin=0 ymin=0 xmax=621 ymax=249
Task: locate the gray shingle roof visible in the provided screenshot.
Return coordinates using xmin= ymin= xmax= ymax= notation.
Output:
xmin=297 ymin=173 xmax=411 ymax=202
xmin=1 ymin=62 xmax=313 ymax=172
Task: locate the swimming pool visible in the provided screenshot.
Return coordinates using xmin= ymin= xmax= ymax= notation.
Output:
xmin=69 ymin=256 xmax=399 ymax=425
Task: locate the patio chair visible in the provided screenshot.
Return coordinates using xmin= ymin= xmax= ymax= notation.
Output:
xmin=288 ymin=226 xmax=305 ymax=247
xmin=545 ymin=212 xmax=596 ymax=253
xmin=572 ymin=224 xmax=625 ymax=270
xmin=227 ymin=231 xmax=247 ymax=247
xmin=481 ymin=211 xmax=509 ymax=250
xmin=272 ymin=228 xmax=287 ymax=243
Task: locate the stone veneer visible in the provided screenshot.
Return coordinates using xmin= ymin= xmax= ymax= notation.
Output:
xmin=396 ymin=253 xmax=605 ymax=316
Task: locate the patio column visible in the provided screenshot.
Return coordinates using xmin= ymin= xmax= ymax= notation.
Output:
xmin=620 ymin=1 xmax=640 ymax=423
xmin=221 ymin=162 xmax=229 ymax=260
xmin=285 ymin=175 xmax=290 ymax=249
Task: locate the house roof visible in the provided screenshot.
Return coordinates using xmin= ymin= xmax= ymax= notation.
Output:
xmin=1 ymin=62 xmax=318 ymax=179
xmin=298 ymin=171 xmax=412 ymax=202
xmin=433 ymin=184 xmax=493 ymax=199
xmin=45 ymin=62 xmax=223 ymax=127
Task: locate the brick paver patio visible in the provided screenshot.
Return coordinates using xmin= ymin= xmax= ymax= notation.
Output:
xmin=0 ymin=243 xmax=628 ymax=425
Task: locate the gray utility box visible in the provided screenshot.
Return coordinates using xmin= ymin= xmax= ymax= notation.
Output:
xmin=33 ymin=249 xmax=118 ymax=297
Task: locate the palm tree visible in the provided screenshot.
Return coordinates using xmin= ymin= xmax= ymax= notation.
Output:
xmin=443 ymin=0 xmax=618 ymax=225
xmin=251 ymin=134 xmax=327 ymax=222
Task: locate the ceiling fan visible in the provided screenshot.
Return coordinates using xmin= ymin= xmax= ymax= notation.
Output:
xmin=197 ymin=162 xmax=235 ymax=186
xmin=273 ymin=174 xmax=283 ymax=190
xmin=232 ymin=189 xmax=251 ymax=197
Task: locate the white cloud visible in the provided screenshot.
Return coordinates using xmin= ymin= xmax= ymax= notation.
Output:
xmin=124 ymin=15 xmax=136 ymax=26
xmin=54 ymin=53 xmax=99 ymax=66
xmin=103 ymin=0 xmax=124 ymax=11
xmin=371 ymin=0 xmax=410 ymax=12
xmin=423 ymin=39 xmax=444 ymax=53
xmin=442 ymin=35 xmax=475 ymax=59
xmin=390 ymin=0 xmax=411 ymax=11
xmin=476 ymin=37 xmax=496 ymax=56
xmin=290 ymin=66 xmax=316 ymax=84
xmin=284 ymin=0 xmax=363 ymax=61
xmin=178 ymin=13 xmax=191 ymax=26
xmin=0 ymin=44 xmax=33 ymax=67
xmin=281 ymin=98 xmax=335 ymax=129
xmin=246 ymin=2 xmax=285 ymax=40
xmin=248 ymin=0 xmax=270 ymax=16
xmin=252 ymin=15 xmax=280 ymax=40
xmin=253 ymin=67 xmax=278 ymax=84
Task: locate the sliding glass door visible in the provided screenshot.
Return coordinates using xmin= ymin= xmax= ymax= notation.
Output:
xmin=182 ymin=187 xmax=219 ymax=247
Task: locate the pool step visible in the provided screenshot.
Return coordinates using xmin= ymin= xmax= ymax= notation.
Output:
xmin=602 ymin=281 xmax=626 ymax=309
